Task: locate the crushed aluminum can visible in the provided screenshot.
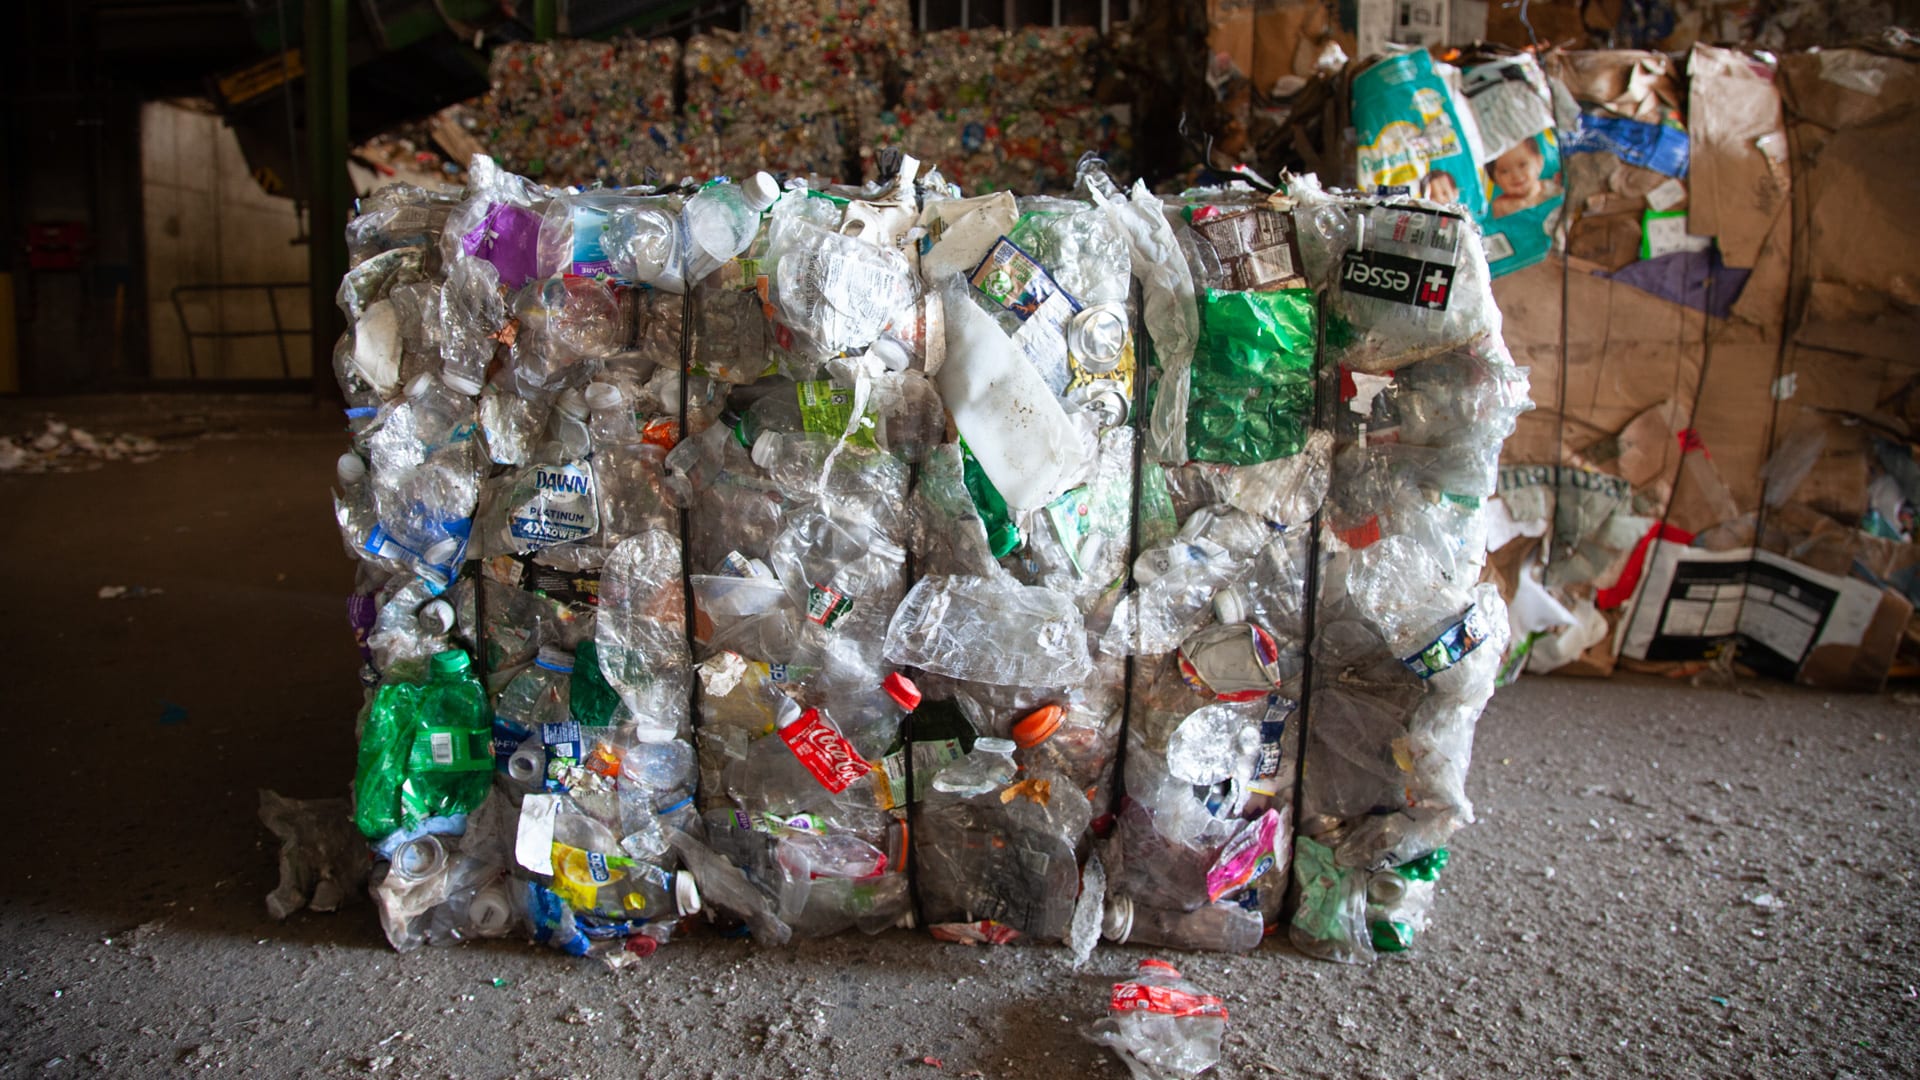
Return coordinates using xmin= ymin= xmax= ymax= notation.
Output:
xmin=1176 ymin=622 xmax=1284 ymax=702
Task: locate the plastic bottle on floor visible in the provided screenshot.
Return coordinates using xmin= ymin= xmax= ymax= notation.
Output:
xmin=1086 ymin=958 xmax=1229 ymax=1080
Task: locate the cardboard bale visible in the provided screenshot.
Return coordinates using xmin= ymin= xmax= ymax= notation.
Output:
xmin=1682 ymin=336 xmax=1780 ymax=521
xmin=1494 ymin=255 xmax=1707 ymax=467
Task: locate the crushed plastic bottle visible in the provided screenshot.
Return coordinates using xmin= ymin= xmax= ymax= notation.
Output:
xmin=1086 ymin=959 xmax=1229 ymax=1080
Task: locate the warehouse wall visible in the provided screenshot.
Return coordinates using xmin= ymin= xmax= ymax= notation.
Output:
xmin=141 ymin=100 xmax=310 ymax=380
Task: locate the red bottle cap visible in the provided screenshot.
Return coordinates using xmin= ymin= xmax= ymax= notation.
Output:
xmin=882 ymin=672 xmax=922 ymax=711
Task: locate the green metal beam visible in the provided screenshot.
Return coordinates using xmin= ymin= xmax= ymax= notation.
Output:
xmin=533 ymin=0 xmax=558 ymax=41
xmin=306 ymin=0 xmax=349 ymax=401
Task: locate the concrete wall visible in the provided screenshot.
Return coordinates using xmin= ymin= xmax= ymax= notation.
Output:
xmin=142 ymin=100 xmax=310 ymax=379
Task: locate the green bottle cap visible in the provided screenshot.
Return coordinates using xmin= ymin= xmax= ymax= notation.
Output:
xmin=430 ymin=649 xmax=472 ymax=678
xmin=988 ymin=522 xmax=1022 ymax=559
xmin=1370 ymin=919 xmax=1414 ymax=953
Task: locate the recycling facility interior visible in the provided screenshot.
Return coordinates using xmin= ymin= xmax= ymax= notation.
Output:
xmin=2 ymin=0 xmax=1920 ymax=1076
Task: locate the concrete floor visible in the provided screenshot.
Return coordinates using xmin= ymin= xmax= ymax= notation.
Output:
xmin=1 ymin=397 xmax=1916 ymax=1079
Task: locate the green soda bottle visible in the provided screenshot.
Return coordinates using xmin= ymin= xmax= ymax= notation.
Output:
xmin=353 ymin=649 xmax=493 ymax=840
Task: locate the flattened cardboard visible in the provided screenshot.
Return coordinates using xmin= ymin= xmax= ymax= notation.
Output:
xmin=1548 ymin=49 xmax=1680 ymax=123
xmin=1683 ymin=337 xmax=1778 ymax=519
xmin=1800 ymin=120 xmax=1920 ymax=296
xmin=1494 ymin=255 xmax=1706 ymax=465
xmin=1567 ymin=208 xmax=1644 ymax=270
xmin=1621 ymin=541 xmax=1907 ymax=692
xmin=1686 ymin=45 xmax=1789 ymax=269
xmin=1783 ymin=49 xmax=1920 ymax=132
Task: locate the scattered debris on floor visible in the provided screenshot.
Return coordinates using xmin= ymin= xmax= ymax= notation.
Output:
xmin=0 ymin=419 xmax=167 ymax=473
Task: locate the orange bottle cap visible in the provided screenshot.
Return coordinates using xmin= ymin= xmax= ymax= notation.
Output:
xmin=1011 ymin=703 xmax=1064 ymax=748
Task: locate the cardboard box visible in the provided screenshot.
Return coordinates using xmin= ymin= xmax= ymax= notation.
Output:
xmin=1621 ymin=540 xmax=1910 ymax=692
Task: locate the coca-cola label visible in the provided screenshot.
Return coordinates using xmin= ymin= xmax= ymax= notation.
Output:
xmin=779 ymin=709 xmax=871 ymax=794
xmin=1109 ymin=982 xmax=1229 ymax=1020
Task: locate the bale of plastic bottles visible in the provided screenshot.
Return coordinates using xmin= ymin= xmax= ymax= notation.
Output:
xmin=314 ymin=149 xmax=1524 ymax=969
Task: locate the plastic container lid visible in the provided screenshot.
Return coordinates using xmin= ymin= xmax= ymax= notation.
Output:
xmin=584 ymin=382 xmax=624 ymax=412
xmin=405 ymin=372 xmax=436 ymax=399
xmin=429 ymin=649 xmax=471 ymax=677
xmin=442 ymin=370 xmax=483 ymax=397
xmin=336 ymin=452 xmax=367 ymax=485
xmin=416 ymin=599 xmax=456 ymax=636
xmin=749 ymin=430 xmax=781 ymax=472
xmin=1011 ymin=703 xmax=1064 ymax=748
xmin=973 ymin=736 xmax=1017 ymax=756
xmin=743 ymin=172 xmax=780 ymax=212
xmin=1101 ymin=894 xmax=1134 ymax=943
xmin=674 ymin=871 xmax=702 ymax=917
xmin=882 ymin=672 xmax=922 ymax=711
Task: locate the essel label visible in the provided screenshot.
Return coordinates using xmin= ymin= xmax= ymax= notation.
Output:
xmin=1340 ymin=249 xmax=1455 ymax=310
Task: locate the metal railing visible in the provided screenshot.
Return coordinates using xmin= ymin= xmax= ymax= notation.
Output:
xmin=170 ymin=281 xmax=310 ymax=379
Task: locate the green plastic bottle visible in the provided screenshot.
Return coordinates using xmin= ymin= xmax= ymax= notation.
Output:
xmin=959 ymin=442 xmax=1022 ymax=558
xmin=353 ymin=649 xmax=493 ymax=840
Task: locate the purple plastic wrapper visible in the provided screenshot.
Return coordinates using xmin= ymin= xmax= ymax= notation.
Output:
xmin=461 ymin=204 xmax=542 ymax=289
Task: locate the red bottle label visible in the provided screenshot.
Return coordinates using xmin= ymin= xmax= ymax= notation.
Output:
xmin=1109 ymin=982 xmax=1229 ymax=1019
xmin=780 ymin=709 xmax=871 ymax=794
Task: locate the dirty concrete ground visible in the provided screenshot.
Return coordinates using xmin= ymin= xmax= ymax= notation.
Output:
xmin=1 ymin=396 xmax=1916 ymax=1079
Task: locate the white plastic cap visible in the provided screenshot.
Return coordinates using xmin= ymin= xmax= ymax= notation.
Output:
xmin=442 ymin=370 xmax=484 ymax=397
xmin=336 ymin=452 xmax=367 ymax=486
xmin=584 ymin=381 xmax=624 ymax=412
xmin=743 ymin=172 xmax=780 ymax=212
xmin=1101 ymin=895 xmax=1134 ymax=943
xmin=405 ymin=372 xmax=436 ymax=399
xmin=650 ymin=369 xmax=683 ymax=411
xmin=868 ymin=336 xmax=911 ymax=373
xmin=749 ymin=430 xmax=781 ymax=472
xmin=973 ymin=737 xmax=1017 ymax=756
xmin=1213 ymin=587 xmax=1246 ymax=626
xmin=467 ymin=880 xmax=515 ymax=937
xmin=555 ymin=388 xmax=589 ymax=421
xmin=422 ymin=537 xmax=461 ymax=568
xmin=674 ymin=871 xmax=702 ymax=916
xmin=416 ymin=598 xmax=456 ymax=636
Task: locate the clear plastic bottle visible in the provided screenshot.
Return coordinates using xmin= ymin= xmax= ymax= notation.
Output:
xmin=334 ymin=451 xmax=377 ymax=560
xmin=930 ymin=737 xmax=1018 ymax=796
xmin=1086 ymin=959 xmax=1229 ymax=1080
xmin=494 ymin=645 xmax=576 ymax=732
xmin=602 ymin=205 xmax=686 ymax=293
xmin=682 ymin=173 xmax=778 ymax=285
